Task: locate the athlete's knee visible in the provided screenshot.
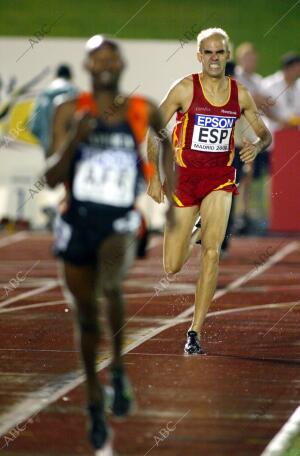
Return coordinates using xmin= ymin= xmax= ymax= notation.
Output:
xmin=164 ymin=258 xmax=183 ymax=275
xmin=202 ymin=246 xmax=220 ymax=264
xmin=102 ymin=279 xmax=122 ymax=300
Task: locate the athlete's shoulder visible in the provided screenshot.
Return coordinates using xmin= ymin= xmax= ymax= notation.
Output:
xmin=236 ymin=80 xmax=247 ymax=92
xmin=170 ymin=74 xmax=193 ymax=93
xmin=236 ymin=81 xmax=255 ymax=111
xmin=126 ymin=94 xmax=155 ymax=115
xmin=163 ymin=74 xmax=194 ymax=105
xmin=236 ymin=80 xmax=250 ymax=101
xmin=127 ymin=93 xmax=150 ymax=108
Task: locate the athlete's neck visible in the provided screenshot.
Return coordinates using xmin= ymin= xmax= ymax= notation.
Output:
xmin=93 ymin=88 xmax=121 ymax=113
xmin=200 ymin=73 xmax=228 ymax=93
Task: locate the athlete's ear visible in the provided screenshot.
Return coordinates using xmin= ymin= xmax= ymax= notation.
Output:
xmin=197 ymin=51 xmax=202 ymax=64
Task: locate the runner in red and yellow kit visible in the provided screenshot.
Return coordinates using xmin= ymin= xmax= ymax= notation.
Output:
xmin=172 ymin=72 xmax=240 ymax=207
xmin=147 ymin=28 xmax=271 ymax=354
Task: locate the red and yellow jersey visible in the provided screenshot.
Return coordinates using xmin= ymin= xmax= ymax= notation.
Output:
xmin=173 ymin=74 xmax=241 ymax=168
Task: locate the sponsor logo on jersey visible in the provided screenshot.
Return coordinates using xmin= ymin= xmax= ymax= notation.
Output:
xmin=221 ymin=109 xmax=237 ymax=115
xmin=193 ymin=106 xmax=211 ymax=112
xmin=195 ymin=114 xmax=236 ymax=129
xmin=191 ymin=114 xmax=237 ymax=152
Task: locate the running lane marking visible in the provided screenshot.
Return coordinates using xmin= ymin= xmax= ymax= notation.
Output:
xmin=0 ymin=241 xmax=298 ymax=438
xmin=0 ymin=232 xmax=28 ymax=248
xmin=0 ymin=236 xmax=161 ymax=310
xmin=0 ymin=299 xmax=67 ymax=314
xmin=179 ymin=241 xmax=299 ymax=319
xmin=0 ymin=280 xmax=60 ymax=309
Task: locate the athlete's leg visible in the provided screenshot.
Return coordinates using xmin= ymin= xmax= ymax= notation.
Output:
xmin=190 ymin=190 xmax=232 ymax=333
xmin=164 ymin=205 xmax=199 ymax=274
xmin=99 ymin=232 xmax=136 ymax=417
xmin=99 ymin=233 xmax=136 ymax=369
xmin=62 ymin=262 xmax=101 ymax=404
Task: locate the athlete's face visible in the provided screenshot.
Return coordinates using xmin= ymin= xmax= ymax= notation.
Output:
xmin=197 ymin=35 xmax=230 ymax=78
xmin=85 ymin=45 xmax=124 ymax=90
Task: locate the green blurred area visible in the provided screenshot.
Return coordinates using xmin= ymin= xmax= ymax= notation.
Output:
xmin=283 ymin=435 xmax=300 ymax=456
xmin=0 ymin=0 xmax=299 ymax=75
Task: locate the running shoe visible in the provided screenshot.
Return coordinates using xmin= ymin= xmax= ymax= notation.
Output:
xmin=87 ymin=402 xmax=110 ymax=450
xmin=111 ymin=367 xmax=134 ymax=417
xmin=184 ymin=330 xmax=205 ymax=355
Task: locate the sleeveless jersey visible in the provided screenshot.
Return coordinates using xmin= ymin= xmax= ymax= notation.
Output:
xmin=173 ymin=74 xmax=241 ymax=168
xmin=65 ymin=92 xmax=150 ymax=223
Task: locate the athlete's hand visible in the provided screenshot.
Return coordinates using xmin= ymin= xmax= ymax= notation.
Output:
xmin=71 ymin=112 xmax=97 ymax=143
xmin=239 ymin=138 xmax=259 ymax=163
xmin=147 ymin=176 xmax=165 ymax=203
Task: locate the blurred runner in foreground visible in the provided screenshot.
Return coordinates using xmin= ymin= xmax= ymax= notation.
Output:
xmin=45 ymin=35 xmax=175 ymax=452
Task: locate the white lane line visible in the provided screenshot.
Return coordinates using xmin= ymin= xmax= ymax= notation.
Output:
xmin=207 ymin=300 xmax=300 ymax=319
xmin=0 ymin=281 xmax=60 ymax=309
xmin=123 ymin=291 xmax=160 ymax=298
xmin=113 ymin=242 xmax=299 ymax=337
xmin=0 ymin=232 xmax=28 ymax=248
xmin=0 ymin=241 xmax=297 ymax=437
xmin=0 ymin=279 xmax=58 ymax=289
xmin=1 ymin=298 xmax=299 ymax=328
xmin=261 ymin=405 xmax=300 ymax=456
xmin=0 ymin=236 xmax=162 ymax=311
xmin=0 ymin=299 xmax=67 ymax=314
xmin=179 ymin=241 xmax=299 ymax=320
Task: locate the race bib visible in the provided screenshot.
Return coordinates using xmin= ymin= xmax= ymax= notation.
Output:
xmin=73 ymin=148 xmax=137 ymax=207
xmin=191 ymin=114 xmax=236 ymax=152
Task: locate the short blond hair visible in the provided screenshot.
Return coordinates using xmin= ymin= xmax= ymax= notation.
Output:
xmin=236 ymin=42 xmax=256 ymax=62
xmin=197 ymin=28 xmax=229 ymax=51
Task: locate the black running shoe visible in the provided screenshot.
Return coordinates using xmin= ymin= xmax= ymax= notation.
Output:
xmin=111 ymin=367 xmax=134 ymax=417
xmin=184 ymin=330 xmax=205 ymax=355
xmin=87 ymin=402 xmax=109 ymax=450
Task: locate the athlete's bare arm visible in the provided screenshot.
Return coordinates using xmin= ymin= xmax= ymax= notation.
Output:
xmin=148 ymin=101 xmax=176 ymax=200
xmin=238 ymin=83 xmax=272 ymax=163
xmin=48 ymin=99 xmax=76 ymax=156
xmin=45 ymin=99 xmax=95 ymax=188
xmin=147 ymin=76 xmax=193 ymax=203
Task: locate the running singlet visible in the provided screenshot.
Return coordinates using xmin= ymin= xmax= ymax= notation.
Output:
xmin=66 ymin=93 xmax=149 ymax=220
xmin=173 ymin=74 xmax=241 ymax=168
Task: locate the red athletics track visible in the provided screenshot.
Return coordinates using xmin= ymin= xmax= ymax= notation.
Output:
xmin=0 ymin=231 xmax=299 ymax=456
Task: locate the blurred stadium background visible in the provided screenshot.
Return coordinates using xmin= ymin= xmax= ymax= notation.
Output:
xmin=0 ymin=0 xmax=299 ymax=74
xmin=0 ymin=0 xmax=299 ymax=232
